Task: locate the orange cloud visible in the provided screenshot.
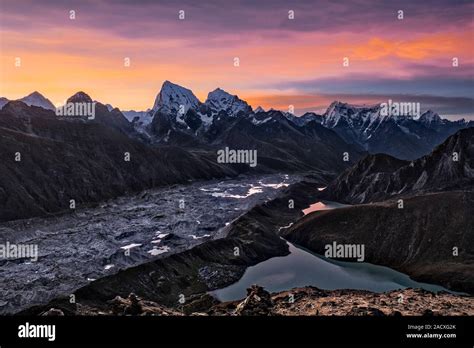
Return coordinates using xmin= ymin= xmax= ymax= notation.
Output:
xmin=1 ymin=24 xmax=472 ymax=111
xmin=350 ymin=32 xmax=472 ymax=61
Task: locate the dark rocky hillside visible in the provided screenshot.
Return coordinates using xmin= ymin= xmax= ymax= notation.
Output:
xmin=283 ymin=191 xmax=474 ymax=294
xmin=321 ymin=127 xmax=474 ymax=204
xmin=0 ymin=101 xmax=237 ymax=221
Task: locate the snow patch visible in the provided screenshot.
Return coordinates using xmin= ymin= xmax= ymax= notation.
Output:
xmin=120 ymin=243 xmax=142 ymax=250
xmin=148 ymin=246 xmax=170 ymax=256
xmin=153 ymin=81 xmax=200 ymax=115
xmin=205 ymin=88 xmax=251 ymax=116
xmin=251 ymin=116 xmax=272 ymax=125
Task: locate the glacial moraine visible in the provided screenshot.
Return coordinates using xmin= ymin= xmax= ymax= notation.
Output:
xmin=0 ymin=174 xmax=299 ymax=314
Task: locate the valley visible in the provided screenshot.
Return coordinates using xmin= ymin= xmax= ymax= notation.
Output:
xmin=2 ymin=2 xmax=473 ymax=345
xmin=0 ymin=174 xmax=299 ymax=314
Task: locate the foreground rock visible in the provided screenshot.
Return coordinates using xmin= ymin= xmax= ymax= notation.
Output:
xmin=33 ymin=286 xmax=474 ymax=316
xmin=233 ymin=285 xmax=274 ymax=316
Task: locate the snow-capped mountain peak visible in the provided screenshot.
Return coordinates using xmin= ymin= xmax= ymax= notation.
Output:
xmin=254 ymin=106 xmax=265 ymax=113
xmin=19 ymin=91 xmax=55 ymax=111
xmin=152 ymin=81 xmax=200 ymax=116
xmin=67 ymin=91 xmax=93 ymax=103
xmin=323 ymin=101 xmax=349 ymax=127
xmin=204 ymin=87 xmax=251 ymax=116
xmin=419 ymin=110 xmax=442 ymax=124
xmin=122 ymin=109 xmax=154 ymax=135
xmin=323 ymin=101 xmax=383 ymax=128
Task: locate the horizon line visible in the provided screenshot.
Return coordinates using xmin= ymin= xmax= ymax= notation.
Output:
xmin=2 ymin=87 xmax=473 ymax=122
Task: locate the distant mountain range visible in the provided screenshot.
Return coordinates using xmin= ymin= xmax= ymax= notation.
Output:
xmin=2 ymin=82 xmax=472 ymax=161
xmin=0 ymin=91 xmax=55 ymax=111
xmin=0 ymin=85 xmax=361 ymax=221
xmin=0 ymin=82 xmax=472 ymax=222
xmin=320 ymin=127 xmax=474 ymax=204
xmin=1 ymin=84 xmax=366 ymax=174
xmin=321 ymin=101 xmax=472 ymax=160
xmin=129 ymin=81 xmax=472 ymax=162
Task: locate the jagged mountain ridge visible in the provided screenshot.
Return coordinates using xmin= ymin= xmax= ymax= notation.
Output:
xmin=141 ymin=81 xmax=365 ymax=172
xmin=0 ymin=100 xmax=238 ymax=222
xmin=152 ymin=80 xmax=200 ymax=118
xmin=4 ymin=82 xmax=472 ymax=165
xmin=205 ymin=88 xmax=252 ymax=116
xmin=19 ymin=91 xmax=56 ymax=111
xmin=322 ymin=101 xmax=472 ymax=160
xmin=206 ymin=109 xmax=363 ymax=172
xmin=0 ymin=91 xmax=56 ymax=111
xmin=320 ymin=127 xmax=474 ymax=204
xmin=125 ymin=83 xmax=472 ymax=162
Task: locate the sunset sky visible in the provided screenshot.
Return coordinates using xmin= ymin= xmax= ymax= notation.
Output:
xmin=1 ymin=0 xmax=473 ymax=119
